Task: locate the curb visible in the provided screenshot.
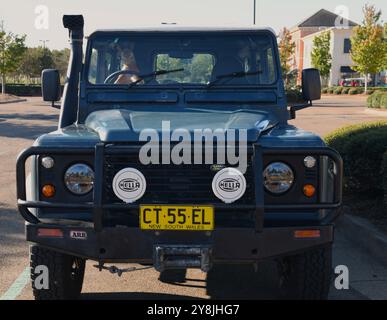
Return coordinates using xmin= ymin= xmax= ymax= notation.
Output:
xmin=0 ymin=99 xmax=27 ymax=105
xmin=336 ymin=210 xmax=387 ymax=265
xmin=364 ymin=108 xmax=387 ymax=117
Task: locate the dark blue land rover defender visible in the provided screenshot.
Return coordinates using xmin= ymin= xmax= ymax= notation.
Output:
xmin=16 ymin=15 xmax=342 ymax=300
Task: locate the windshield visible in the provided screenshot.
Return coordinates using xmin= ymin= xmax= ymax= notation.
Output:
xmin=87 ymin=32 xmax=277 ymax=87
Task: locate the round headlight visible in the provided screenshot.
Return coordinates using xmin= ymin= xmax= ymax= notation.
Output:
xmin=64 ymin=164 xmax=94 ymax=195
xmin=263 ymin=162 xmax=294 ymax=194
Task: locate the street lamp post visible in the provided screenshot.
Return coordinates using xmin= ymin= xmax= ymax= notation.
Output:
xmin=39 ymin=39 xmax=49 ymax=50
xmin=253 ymin=0 xmax=256 ymax=25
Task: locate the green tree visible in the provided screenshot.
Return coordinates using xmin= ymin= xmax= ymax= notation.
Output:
xmin=350 ymin=5 xmax=387 ymax=93
xmin=52 ymin=48 xmax=70 ymax=80
xmin=311 ymin=31 xmax=332 ymax=86
xmin=17 ymin=47 xmax=55 ymax=83
xmin=190 ymin=54 xmax=213 ymax=83
xmin=278 ymin=27 xmax=296 ymax=85
xmin=0 ymin=28 xmax=26 ymax=94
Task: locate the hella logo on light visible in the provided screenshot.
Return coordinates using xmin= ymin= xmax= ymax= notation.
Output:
xmin=119 ymin=179 xmax=140 ymax=192
xmin=212 ymin=167 xmax=246 ymax=204
xmin=219 ymin=178 xmax=241 ymax=192
xmin=112 ymin=168 xmax=146 ymax=203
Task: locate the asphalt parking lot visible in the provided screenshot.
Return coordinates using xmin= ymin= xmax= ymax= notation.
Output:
xmin=1 ymin=95 xmax=387 ymax=300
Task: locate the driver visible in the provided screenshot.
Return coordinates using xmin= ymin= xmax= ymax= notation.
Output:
xmin=114 ymin=41 xmax=142 ymax=84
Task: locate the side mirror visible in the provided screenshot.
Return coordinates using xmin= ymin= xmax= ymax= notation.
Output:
xmin=302 ymin=68 xmax=321 ymax=101
xmin=42 ymin=69 xmax=61 ymax=106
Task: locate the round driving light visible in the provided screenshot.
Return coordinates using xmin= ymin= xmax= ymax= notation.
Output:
xmin=112 ymin=168 xmax=146 ymax=203
xmin=64 ymin=164 xmax=94 ymax=195
xmin=42 ymin=184 xmax=55 ymax=198
xmin=263 ymin=162 xmax=294 ymax=194
xmin=304 ymin=156 xmax=317 ymax=168
xmin=212 ymin=167 xmax=246 ymax=204
xmin=41 ymin=157 xmax=55 ymax=169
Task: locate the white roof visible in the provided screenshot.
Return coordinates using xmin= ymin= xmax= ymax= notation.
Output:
xmin=89 ymin=26 xmax=276 ymax=35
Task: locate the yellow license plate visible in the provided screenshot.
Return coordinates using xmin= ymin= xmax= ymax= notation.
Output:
xmin=140 ymin=205 xmax=214 ymax=231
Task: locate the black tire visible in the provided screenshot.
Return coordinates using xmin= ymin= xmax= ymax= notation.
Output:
xmin=30 ymin=245 xmax=86 ymax=300
xmin=278 ymin=244 xmax=332 ymax=300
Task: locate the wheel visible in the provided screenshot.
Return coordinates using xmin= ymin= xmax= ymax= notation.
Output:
xmin=277 ymin=244 xmax=332 ymax=300
xmin=30 ymin=245 xmax=86 ymax=300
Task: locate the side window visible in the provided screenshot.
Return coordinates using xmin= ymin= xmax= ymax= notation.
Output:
xmin=266 ymin=48 xmax=275 ymax=82
xmin=88 ymin=49 xmax=98 ymax=84
xmin=344 ymin=38 xmax=351 ymax=54
xmin=88 ymin=48 xmax=114 ymax=84
xmin=255 ymin=47 xmax=276 ymax=84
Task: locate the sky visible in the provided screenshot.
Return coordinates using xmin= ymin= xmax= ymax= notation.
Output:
xmin=0 ymin=0 xmax=386 ymax=49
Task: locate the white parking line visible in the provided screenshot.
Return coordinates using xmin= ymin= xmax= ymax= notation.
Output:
xmin=0 ymin=267 xmax=29 ymax=300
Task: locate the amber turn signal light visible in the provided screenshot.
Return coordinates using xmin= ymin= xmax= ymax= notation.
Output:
xmin=303 ymin=184 xmax=316 ymax=197
xmin=42 ymin=184 xmax=55 ymax=198
xmin=294 ymin=230 xmax=321 ymax=239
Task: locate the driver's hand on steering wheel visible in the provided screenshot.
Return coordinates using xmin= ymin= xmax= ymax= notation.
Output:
xmin=114 ymin=73 xmax=142 ymax=85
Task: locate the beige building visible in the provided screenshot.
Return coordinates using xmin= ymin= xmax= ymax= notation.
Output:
xmin=289 ymin=9 xmax=358 ymax=86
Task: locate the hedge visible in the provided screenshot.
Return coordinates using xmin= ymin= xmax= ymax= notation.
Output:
xmin=334 ymin=87 xmax=343 ymax=94
xmin=325 ymin=121 xmax=387 ymax=194
xmin=342 ymin=87 xmax=351 ymax=94
xmin=0 ymin=84 xmax=64 ymax=96
xmin=327 ymin=87 xmax=335 ymax=94
xmin=367 ymin=91 xmax=387 ymax=109
xmin=323 ymin=86 xmax=386 ymax=95
xmin=349 ymin=88 xmax=363 ymax=95
xmin=382 ymin=94 xmax=387 ymax=109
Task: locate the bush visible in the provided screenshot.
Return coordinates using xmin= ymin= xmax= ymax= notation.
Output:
xmin=286 ymin=88 xmax=303 ymax=103
xmin=334 ymin=87 xmax=343 ymax=94
xmin=366 ymin=89 xmax=375 ymax=95
xmin=325 ymin=121 xmax=387 ymax=194
xmin=321 ymin=88 xmax=328 ymax=94
xmin=374 ymin=92 xmax=383 ymax=108
xmin=367 ymin=91 xmax=387 ymax=109
xmin=349 ymin=88 xmax=363 ymax=95
xmin=342 ymin=87 xmax=351 ymax=94
xmin=367 ymin=94 xmax=374 ymax=108
xmin=327 ymin=87 xmax=335 ymax=94
xmin=381 ymin=94 xmax=387 ymax=109
xmin=368 ymin=87 xmax=387 ymax=92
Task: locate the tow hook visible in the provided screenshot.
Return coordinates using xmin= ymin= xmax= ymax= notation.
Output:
xmin=93 ymin=262 xmax=152 ymax=277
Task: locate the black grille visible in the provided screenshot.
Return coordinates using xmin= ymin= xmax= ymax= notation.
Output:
xmin=103 ymin=151 xmax=255 ymax=205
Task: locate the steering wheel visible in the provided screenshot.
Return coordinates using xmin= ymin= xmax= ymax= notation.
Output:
xmin=104 ymin=69 xmax=140 ymax=84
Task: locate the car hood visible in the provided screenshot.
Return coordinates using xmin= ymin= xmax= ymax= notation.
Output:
xmin=84 ymin=109 xmax=279 ymax=143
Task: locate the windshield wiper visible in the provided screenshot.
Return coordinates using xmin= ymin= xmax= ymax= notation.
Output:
xmin=206 ymin=70 xmax=262 ymax=88
xmin=128 ymin=68 xmax=184 ymax=88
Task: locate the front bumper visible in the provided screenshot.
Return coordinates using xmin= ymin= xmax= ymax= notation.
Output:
xmin=27 ymin=223 xmax=334 ymax=263
xmin=18 ymin=144 xmax=342 ymax=267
